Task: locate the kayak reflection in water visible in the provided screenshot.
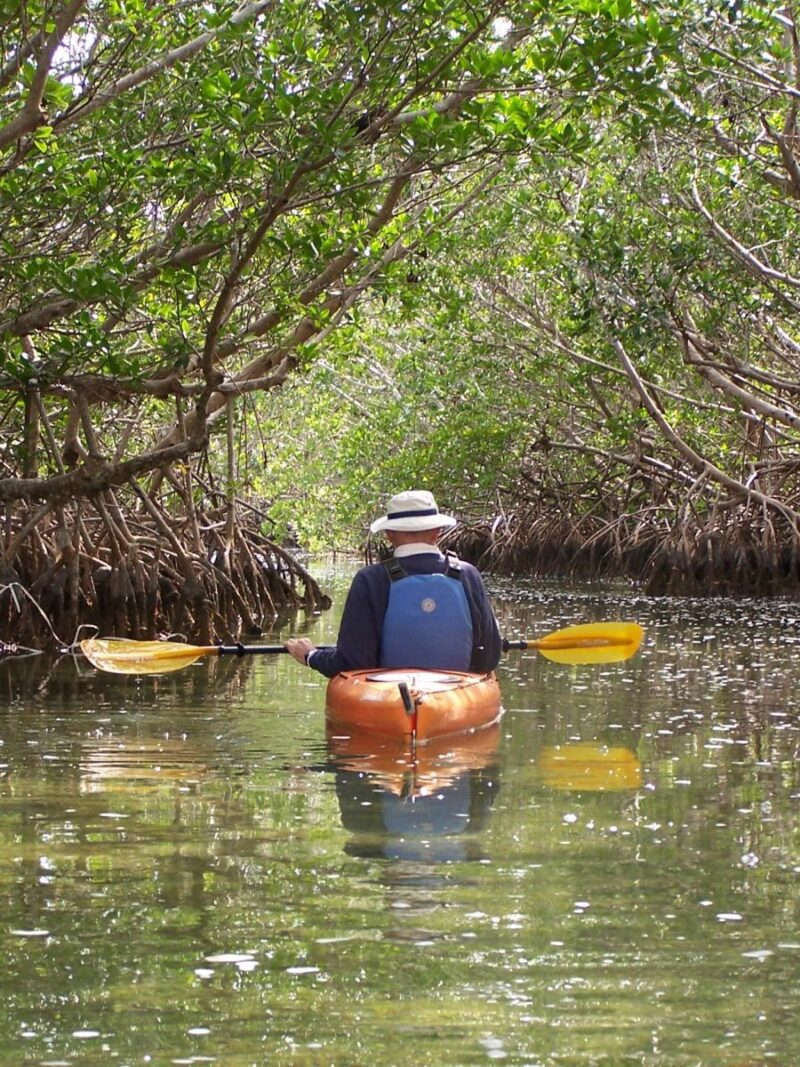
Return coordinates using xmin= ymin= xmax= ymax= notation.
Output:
xmin=326 ymin=723 xmax=501 ymax=863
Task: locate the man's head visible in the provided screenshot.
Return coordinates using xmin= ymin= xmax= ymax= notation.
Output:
xmin=384 ymin=527 xmax=441 ymax=549
xmin=369 ymin=490 xmax=457 ymax=540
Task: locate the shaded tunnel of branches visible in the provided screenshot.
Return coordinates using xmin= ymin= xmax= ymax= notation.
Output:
xmin=4 ymin=0 xmax=800 ymax=637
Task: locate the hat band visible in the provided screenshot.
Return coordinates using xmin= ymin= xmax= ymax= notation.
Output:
xmin=386 ymin=507 xmax=439 ymax=520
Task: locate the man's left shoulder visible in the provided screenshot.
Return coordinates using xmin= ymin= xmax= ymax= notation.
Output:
xmin=449 ymin=556 xmax=482 ymax=582
xmin=448 ymin=553 xmax=477 ymax=572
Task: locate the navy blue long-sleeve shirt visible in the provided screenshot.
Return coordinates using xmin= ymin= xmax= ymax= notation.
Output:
xmin=308 ymin=548 xmax=501 ymax=678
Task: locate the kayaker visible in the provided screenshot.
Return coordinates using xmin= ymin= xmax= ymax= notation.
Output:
xmin=284 ymin=490 xmax=501 ymax=676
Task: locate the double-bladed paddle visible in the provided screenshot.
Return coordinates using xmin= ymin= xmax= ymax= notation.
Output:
xmin=80 ymin=621 xmax=643 ymax=675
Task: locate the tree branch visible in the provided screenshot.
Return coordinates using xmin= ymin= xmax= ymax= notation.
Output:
xmin=611 ymin=330 xmax=800 ymax=526
xmin=0 ymin=433 xmax=209 ymax=505
xmin=53 ymin=1 xmax=274 ymax=133
xmin=0 ymin=0 xmax=87 ymax=152
xmin=672 ymin=310 xmax=800 ymax=432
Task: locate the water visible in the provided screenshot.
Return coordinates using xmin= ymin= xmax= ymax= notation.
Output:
xmin=1 ymin=562 xmax=799 ymax=1066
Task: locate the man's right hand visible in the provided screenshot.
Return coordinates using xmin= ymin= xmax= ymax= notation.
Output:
xmin=284 ymin=637 xmax=316 ymax=666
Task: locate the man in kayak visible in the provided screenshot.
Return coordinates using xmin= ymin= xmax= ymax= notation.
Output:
xmin=284 ymin=490 xmax=501 ymax=676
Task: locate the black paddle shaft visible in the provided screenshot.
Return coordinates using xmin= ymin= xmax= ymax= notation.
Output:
xmin=216 ymin=644 xmax=334 ymax=656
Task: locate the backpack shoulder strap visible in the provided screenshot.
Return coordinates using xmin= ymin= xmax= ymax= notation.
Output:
xmin=444 ymin=551 xmax=463 ymax=580
xmin=383 ymin=558 xmax=407 ymax=582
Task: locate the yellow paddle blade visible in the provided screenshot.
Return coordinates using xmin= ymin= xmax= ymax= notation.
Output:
xmin=80 ymin=638 xmax=216 ymax=674
xmin=531 ymin=621 xmax=643 ymax=664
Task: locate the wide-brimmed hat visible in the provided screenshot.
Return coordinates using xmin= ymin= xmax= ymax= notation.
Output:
xmin=370 ymin=490 xmax=457 ymax=533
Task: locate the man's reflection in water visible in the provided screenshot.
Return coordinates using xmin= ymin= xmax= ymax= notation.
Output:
xmin=325 ymin=725 xmax=502 ymax=935
xmin=335 ymin=758 xmax=500 ymax=863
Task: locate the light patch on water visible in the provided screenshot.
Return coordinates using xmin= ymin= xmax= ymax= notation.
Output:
xmin=316 ymin=934 xmax=367 ymax=943
xmin=204 ymin=953 xmax=257 ymax=972
xmin=480 ymin=1035 xmax=508 ymax=1060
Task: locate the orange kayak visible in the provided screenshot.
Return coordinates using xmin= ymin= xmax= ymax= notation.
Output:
xmin=325 ymin=668 xmax=501 ymax=743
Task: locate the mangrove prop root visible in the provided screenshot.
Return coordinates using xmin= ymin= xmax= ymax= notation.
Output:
xmin=449 ymin=459 xmax=800 ymax=597
xmin=1 ymin=494 xmax=328 ymax=648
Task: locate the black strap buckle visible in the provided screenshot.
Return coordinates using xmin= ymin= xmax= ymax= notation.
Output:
xmin=383 ymin=558 xmax=407 ymax=582
xmin=444 ymin=550 xmax=462 ymax=580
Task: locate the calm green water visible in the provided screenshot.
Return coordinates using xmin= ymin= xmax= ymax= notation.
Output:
xmin=1 ymin=562 xmax=798 ymax=1066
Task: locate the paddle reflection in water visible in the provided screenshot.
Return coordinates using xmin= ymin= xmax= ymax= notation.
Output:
xmin=325 ymin=723 xmax=501 ymax=864
xmin=535 ymin=741 xmax=643 ymax=792
xmin=79 ymin=737 xmax=209 ymax=794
